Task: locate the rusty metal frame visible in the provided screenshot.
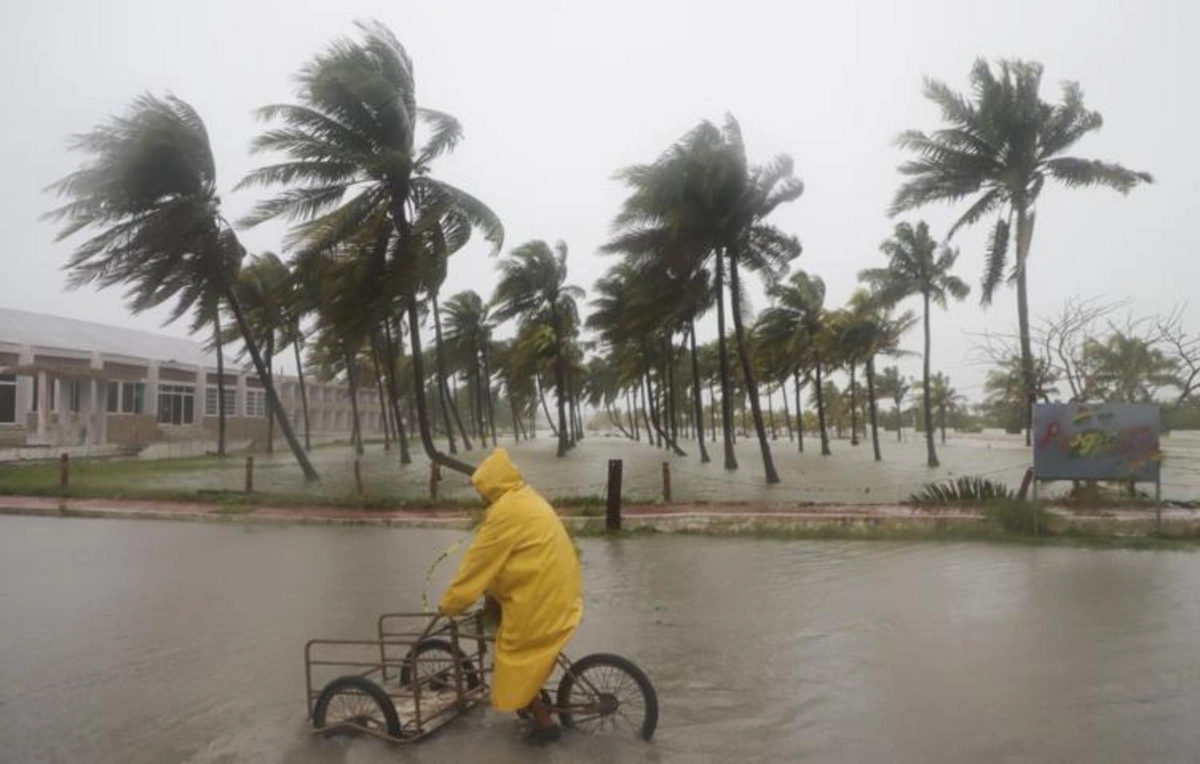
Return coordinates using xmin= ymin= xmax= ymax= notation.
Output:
xmin=304 ymin=610 xmax=619 ymax=745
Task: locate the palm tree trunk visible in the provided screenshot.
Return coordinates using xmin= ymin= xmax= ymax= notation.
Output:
xmin=709 ymin=381 xmax=716 ymax=444
xmin=626 ymin=388 xmax=639 ymax=441
xmin=728 ymin=255 xmax=779 ymax=484
xmin=714 ymin=251 xmax=738 ymax=470
xmin=509 ymin=389 xmax=523 ymax=442
xmin=767 ymin=386 xmax=777 ymax=440
xmin=265 ymin=334 xmax=275 ymax=455
xmin=382 ymin=319 xmax=411 ymax=465
xmin=374 ymin=363 xmax=392 ymax=450
xmin=923 ymin=291 xmax=940 ymax=468
xmin=213 ymin=313 xmax=226 ymax=458
xmin=793 ymin=370 xmax=804 ymax=453
xmin=564 ymin=368 xmax=580 ymax=446
xmin=867 ymin=357 xmax=882 ymax=462
xmin=292 ymin=340 xmax=311 ymax=451
xmin=896 ymin=402 xmax=903 ymax=442
xmin=688 ymin=321 xmax=711 ymax=463
xmin=222 ymin=286 xmax=318 ymax=481
xmin=940 ymin=403 xmax=947 ymax=445
xmin=402 ymin=298 xmax=474 ymax=476
xmin=646 ymin=370 xmax=685 ymax=456
xmin=345 ymin=351 xmax=364 ymax=456
xmin=537 ymin=375 xmax=560 ymax=438
xmin=1015 ymin=203 xmax=1036 ymax=448
xmin=849 ymin=363 xmax=859 ymax=446
xmin=549 ymin=306 xmax=571 ymax=457
xmin=448 ymin=373 xmax=473 ymax=450
xmin=430 ymin=294 xmax=462 ymax=455
xmin=815 ymin=364 xmax=831 ymax=456
xmin=482 ymin=350 xmax=498 ymax=447
xmin=781 ymin=381 xmax=793 ymax=442
xmin=641 ymin=373 xmax=656 ymax=447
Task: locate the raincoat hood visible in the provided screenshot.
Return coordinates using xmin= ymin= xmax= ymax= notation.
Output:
xmin=471 ymin=448 xmax=525 ymax=504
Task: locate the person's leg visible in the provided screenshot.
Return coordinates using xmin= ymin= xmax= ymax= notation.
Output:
xmin=527 ymin=694 xmax=554 ymax=729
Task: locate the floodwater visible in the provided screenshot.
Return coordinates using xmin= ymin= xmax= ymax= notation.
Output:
xmin=2 ymin=517 xmax=1200 ymax=763
xmin=133 ymin=429 xmax=1200 ymax=504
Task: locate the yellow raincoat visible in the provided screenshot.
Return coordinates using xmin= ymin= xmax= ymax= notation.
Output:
xmin=439 ymin=448 xmax=583 ymax=711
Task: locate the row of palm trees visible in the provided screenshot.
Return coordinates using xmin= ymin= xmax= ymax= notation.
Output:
xmin=45 ymin=21 xmax=1151 ymax=484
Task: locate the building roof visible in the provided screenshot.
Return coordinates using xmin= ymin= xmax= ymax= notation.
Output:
xmin=0 ymin=307 xmax=235 ymax=369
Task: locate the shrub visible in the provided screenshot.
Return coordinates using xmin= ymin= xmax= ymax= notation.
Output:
xmin=907 ymin=476 xmax=1014 ymax=505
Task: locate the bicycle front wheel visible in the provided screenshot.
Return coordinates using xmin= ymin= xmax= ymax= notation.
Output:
xmin=556 ymin=653 xmax=658 ymax=741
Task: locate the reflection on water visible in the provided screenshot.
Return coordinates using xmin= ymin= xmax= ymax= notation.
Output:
xmin=132 ymin=430 xmax=1200 ymax=505
xmin=1 ymin=516 xmax=1199 ymax=763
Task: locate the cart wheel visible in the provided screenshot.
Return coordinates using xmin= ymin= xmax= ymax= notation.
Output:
xmin=556 ymin=653 xmax=658 ymax=741
xmin=399 ymin=638 xmax=481 ymax=691
xmin=312 ymin=675 xmax=402 ymax=738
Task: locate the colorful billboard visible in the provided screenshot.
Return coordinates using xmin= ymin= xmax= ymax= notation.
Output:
xmin=1032 ymin=403 xmax=1162 ymax=483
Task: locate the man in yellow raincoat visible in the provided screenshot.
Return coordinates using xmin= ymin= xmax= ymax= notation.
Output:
xmin=439 ymin=448 xmax=583 ymax=742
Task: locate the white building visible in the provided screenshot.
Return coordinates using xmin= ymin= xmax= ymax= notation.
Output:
xmin=0 ymin=308 xmax=384 ymax=450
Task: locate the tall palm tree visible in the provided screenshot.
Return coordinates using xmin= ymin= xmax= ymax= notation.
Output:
xmin=605 ymin=116 xmax=803 ymax=483
xmin=239 ymin=21 xmax=503 ymax=476
xmin=759 ymin=270 xmax=832 ymax=456
xmin=844 ymin=290 xmax=917 ymax=461
xmin=892 ymin=59 xmax=1152 ymax=442
xmin=861 ymin=221 xmax=969 ymax=467
xmin=492 ymin=240 xmax=583 ymax=457
xmin=442 ymin=290 xmax=497 ymax=446
xmin=45 ymin=94 xmax=319 ymax=480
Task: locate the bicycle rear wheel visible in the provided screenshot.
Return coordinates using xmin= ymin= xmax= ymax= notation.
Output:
xmin=556 ymin=653 xmax=658 ymax=741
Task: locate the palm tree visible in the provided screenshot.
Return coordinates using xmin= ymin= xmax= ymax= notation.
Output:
xmin=861 ymin=221 xmax=969 ymax=467
xmin=492 ymin=240 xmax=583 ymax=457
xmin=918 ymin=372 xmax=964 ymax=444
xmin=239 ymin=21 xmax=503 ymax=476
xmin=892 ymin=59 xmax=1152 ymax=442
xmin=875 ymin=366 xmax=910 ymax=442
xmin=45 ymin=94 xmax=319 ymax=480
xmin=759 ymin=270 xmax=832 ymax=456
xmin=605 ymin=116 xmax=803 ymax=483
xmin=844 ymin=290 xmax=917 ymax=461
xmin=443 ymin=290 xmax=498 ymax=446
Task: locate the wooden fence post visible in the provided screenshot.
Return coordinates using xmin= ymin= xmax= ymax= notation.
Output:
xmin=59 ymin=453 xmax=69 ymax=488
xmin=245 ymin=456 xmax=254 ymax=494
xmin=662 ymin=461 xmax=672 ymax=504
xmin=430 ymin=462 xmax=440 ymax=501
xmin=606 ymin=459 xmax=623 ymax=532
xmin=353 ymin=458 xmax=364 ymax=497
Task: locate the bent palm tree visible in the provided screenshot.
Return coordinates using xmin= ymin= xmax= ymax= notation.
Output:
xmin=492 ymin=240 xmax=583 ymax=457
xmin=893 ymin=59 xmax=1152 ymax=441
xmin=239 ymin=21 xmax=503 ymax=476
xmin=861 ymin=221 xmax=969 ymax=467
xmin=45 ymin=94 xmax=319 ymax=480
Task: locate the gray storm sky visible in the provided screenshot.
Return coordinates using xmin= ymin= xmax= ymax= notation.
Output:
xmin=2 ymin=0 xmax=1194 ymax=402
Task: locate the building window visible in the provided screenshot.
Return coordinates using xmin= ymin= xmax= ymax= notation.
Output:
xmin=204 ymin=386 xmax=238 ymax=417
xmin=0 ymin=374 xmax=15 ymax=424
xmin=245 ymin=389 xmax=267 ymax=418
xmin=107 ymin=381 xmax=145 ymax=414
xmin=64 ymin=380 xmax=83 ymax=413
xmin=157 ymin=384 xmax=195 ymax=425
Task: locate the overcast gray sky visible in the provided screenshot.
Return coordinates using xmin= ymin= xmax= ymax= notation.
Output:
xmin=2 ymin=0 xmax=1194 ymax=402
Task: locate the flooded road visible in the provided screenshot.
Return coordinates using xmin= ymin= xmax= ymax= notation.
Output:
xmin=2 ymin=516 xmax=1199 ymax=762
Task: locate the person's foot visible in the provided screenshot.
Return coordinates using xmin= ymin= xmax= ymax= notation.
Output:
xmin=527 ymin=723 xmax=562 ymax=744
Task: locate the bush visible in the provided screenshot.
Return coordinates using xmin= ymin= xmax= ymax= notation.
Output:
xmin=983 ymin=499 xmax=1053 ymax=536
xmin=907 ymin=476 xmax=1014 ymax=505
